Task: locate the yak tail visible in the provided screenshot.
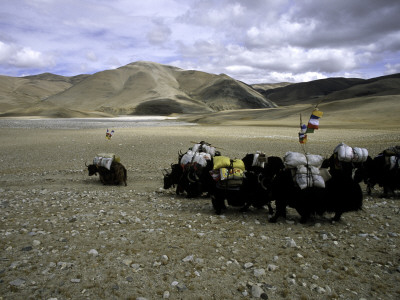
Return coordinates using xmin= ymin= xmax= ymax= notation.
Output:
xmin=123 ymin=167 xmax=127 ymax=186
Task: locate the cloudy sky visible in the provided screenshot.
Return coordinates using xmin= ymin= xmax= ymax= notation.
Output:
xmin=1 ymin=0 xmax=400 ymax=83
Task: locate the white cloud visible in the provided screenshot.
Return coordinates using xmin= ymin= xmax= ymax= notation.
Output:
xmin=0 ymin=41 xmax=55 ymax=69
xmin=385 ymin=63 xmax=400 ymax=75
xmin=1 ymin=0 xmax=400 ymax=82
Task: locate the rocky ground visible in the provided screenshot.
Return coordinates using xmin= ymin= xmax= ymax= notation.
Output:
xmin=1 ymin=124 xmax=399 ymax=299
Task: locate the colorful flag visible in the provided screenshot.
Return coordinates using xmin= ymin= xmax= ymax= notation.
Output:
xmin=307 ymin=109 xmax=323 ymax=132
xmin=299 ymin=123 xmax=308 ymax=144
xmin=106 ymin=129 xmax=114 ymax=140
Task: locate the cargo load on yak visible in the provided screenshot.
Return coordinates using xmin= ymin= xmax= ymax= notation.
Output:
xmin=252 ymin=151 xmax=267 ymax=168
xmin=333 ymin=143 xmax=369 ymax=163
xmin=179 ymin=141 xmax=217 ymax=167
xmin=382 ymin=145 xmax=400 ymax=170
xmin=93 ymin=153 xmax=121 ymax=170
xmin=283 ymin=151 xmax=329 ymax=190
xmin=210 ymin=156 xmax=246 ymax=188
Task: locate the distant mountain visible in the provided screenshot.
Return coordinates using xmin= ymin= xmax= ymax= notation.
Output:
xmin=1 ymin=61 xmax=399 ymax=118
xmin=0 ymin=61 xmax=275 ymax=117
xmin=253 ymin=74 xmax=400 ymax=106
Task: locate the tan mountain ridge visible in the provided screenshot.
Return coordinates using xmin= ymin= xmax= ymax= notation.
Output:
xmin=0 ymin=61 xmax=275 ymax=117
xmin=0 ymin=61 xmax=399 ymax=129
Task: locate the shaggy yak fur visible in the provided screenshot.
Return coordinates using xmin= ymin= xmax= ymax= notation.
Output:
xmin=268 ymin=155 xmax=363 ymax=223
xmin=355 ymin=153 xmax=400 ymax=198
xmin=210 ymin=155 xmax=285 ymax=215
xmin=87 ymin=161 xmax=127 ymax=186
xmin=163 ymin=148 xmax=216 ymax=198
xmin=163 ymin=163 xmax=184 ymax=195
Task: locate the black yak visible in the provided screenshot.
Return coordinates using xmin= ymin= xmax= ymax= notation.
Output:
xmin=163 ymin=163 xmax=184 ymax=195
xmin=268 ymin=154 xmax=363 ymax=223
xmin=210 ymin=154 xmax=284 ymax=215
xmin=87 ymin=161 xmax=127 ymax=186
xmin=355 ymin=147 xmax=400 ymax=197
xmin=240 ymin=154 xmax=285 ymax=214
xmin=163 ymin=162 xmax=213 ymax=197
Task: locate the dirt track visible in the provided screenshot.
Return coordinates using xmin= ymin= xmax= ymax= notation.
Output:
xmin=1 ymin=124 xmax=400 ymax=299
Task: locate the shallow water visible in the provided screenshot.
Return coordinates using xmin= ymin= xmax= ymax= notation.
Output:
xmin=0 ymin=116 xmax=196 ymax=129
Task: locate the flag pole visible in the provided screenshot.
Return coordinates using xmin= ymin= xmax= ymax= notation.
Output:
xmin=299 ymin=113 xmax=307 ymax=154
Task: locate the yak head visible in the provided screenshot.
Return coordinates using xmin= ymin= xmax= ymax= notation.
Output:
xmin=163 ymin=163 xmax=183 ymax=189
xmin=86 ymin=162 xmax=98 ymax=176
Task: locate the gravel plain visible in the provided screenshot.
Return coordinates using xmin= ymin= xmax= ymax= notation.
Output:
xmin=0 ymin=120 xmax=400 ymax=300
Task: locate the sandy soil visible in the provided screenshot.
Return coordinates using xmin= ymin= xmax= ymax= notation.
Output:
xmin=1 ymin=123 xmax=400 ymax=299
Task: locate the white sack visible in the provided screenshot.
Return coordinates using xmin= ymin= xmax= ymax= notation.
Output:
xmin=293 ymin=165 xmax=325 ymax=189
xmin=335 ymin=143 xmax=353 ymax=162
xmin=334 ymin=143 xmax=368 ymax=163
xmin=389 ymin=156 xmax=399 ymax=170
xmin=284 ymin=152 xmax=307 ymax=168
xmin=202 ymin=145 xmax=216 ymax=156
xmin=192 ymin=144 xmax=201 ymax=153
xmin=284 ymin=152 xmax=323 ymax=168
xmin=192 ymin=153 xmax=208 ymax=167
xmin=295 ymin=173 xmax=325 ymax=190
xmin=352 ymin=147 xmax=369 ymax=163
xmin=305 ymin=154 xmax=324 ymax=168
xmin=252 ymin=152 xmax=265 ymax=168
xmin=180 ymin=150 xmax=194 ymax=165
xmin=93 ymin=156 xmax=113 ymax=170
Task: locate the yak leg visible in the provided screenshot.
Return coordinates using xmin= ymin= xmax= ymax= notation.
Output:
xmin=211 ymin=189 xmax=227 ymax=215
xmin=266 ymin=202 xmax=274 ymax=215
xmin=239 ymin=203 xmax=251 ymax=213
xmin=295 ymin=206 xmax=310 ymax=224
xmin=269 ymin=200 xmax=286 ymax=223
xmin=382 ymin=185 xmax=395 ymax=198
xmin=176 ymin=184 xmax=184 ymax=195
xmin=332 ymin=211 xmax=342 ymax=222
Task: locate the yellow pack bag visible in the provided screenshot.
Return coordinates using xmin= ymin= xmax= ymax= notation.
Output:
xmin=232 ymin=159 xmax=245 ymax=171
xmin=213 ymin=156 xmax=231 ymax=170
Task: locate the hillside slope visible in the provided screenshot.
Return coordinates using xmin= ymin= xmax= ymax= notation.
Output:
xmin=0 ymin=61 xmax=275 ymax=117
xmin=255 ymin=73 xmax=400 ymax=106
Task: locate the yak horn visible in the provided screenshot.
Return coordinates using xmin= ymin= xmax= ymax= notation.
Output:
xmin=187 ymin=172 xmax=196 ymax=183
xmin=260 ymin=177 xmax=268 ymax=190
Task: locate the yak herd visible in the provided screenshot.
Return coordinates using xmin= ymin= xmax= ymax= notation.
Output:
xmin=162 ymin=142 xmax=400 ymax=223
xmin=86 ymin=142 xmax=399 ymax=223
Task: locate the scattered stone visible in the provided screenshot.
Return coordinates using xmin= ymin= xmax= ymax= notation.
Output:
xmin=160 ymin=255 xmax=169 ymax=265
xmin=88 ymin=249 xmax=98 ymax=256
xmin=251 ymin=285 xmax=264 ymax=298
xmin=244 ymin=262 xmax=253 ymax=269
xmin=163 ymin=291 xmax=170 ymax=298
xmin=267 ymin=264 xmax=278 ymax=271
xmin=176 ymin=282 xmax=187 ymax=292
xmin=9 ymin=278 xmax=26 ymax=287
xmin=131 ymin=264 xmax=141 ymax=271
xmin=285 ymin=238 xmax=297 ymax=248
xmin=254 ymin=268 xmax=266 ymax=277
xmin=122 ymin=259 xmax=133 ymax=266
xmin=182 ymin=255 xmax=193 ymax=262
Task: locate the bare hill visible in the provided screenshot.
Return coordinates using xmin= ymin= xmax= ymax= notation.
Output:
xmin=179 ymin=94 xmax=400 ymax=129
xmin=0 ymin=61 xmax=275 ymax=117
xmin=1 ymin=61 xmax=399 ymax=123
xmin=256 ymin=73 xmax=400 ymax=106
